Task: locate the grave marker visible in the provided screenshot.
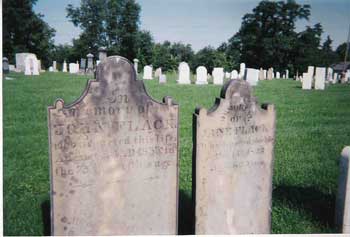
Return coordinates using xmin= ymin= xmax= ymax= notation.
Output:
xmin=194 ymin=79 xmax=275 ymax=234
xmin=178 ymin=62 xmax=191 ymax=84
xmin=143 ymin=65 xmax=153 ymax=80
xmin=212 ymin=67 xmax=224 ymax=85
xmin=196 ymin=66 xmax=208 ymax=85
xmin=315 ymin=67 xmax=326 ymax=90
xmin=48 ymin=56 xmax=179 ymax=235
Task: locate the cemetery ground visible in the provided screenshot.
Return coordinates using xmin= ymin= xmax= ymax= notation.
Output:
xmin=3 ymin=71 xmax=350 ymax=235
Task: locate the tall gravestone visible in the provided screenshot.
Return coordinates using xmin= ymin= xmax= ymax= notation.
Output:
xmin=53 ymin=61 xmax=57 ymax=72
xmin=335 ymin=146 xmax=350 ymax=233
xmin=3 ymin=57 xmax=9 ymax=74
xmin=230 ymin=70 xmax=238 ymax=80
xmin=302 ymin=72 xmax=312 ymax=90
xmin=196 ymin=66 xmax=208 ymax=85
xmin=24 ymin=54 xmax=39 ymax=75
xmin=133 ymin=59 xmax=139 ymax=74
xmin=245 ymin=68 xmax=259 ymax=86
xmin=48 ymin=56 xmax=179 ymax=235
xmin=239 ymin=63 xmax=246 ymax=79
xmin=286 ymin=69 xmax=289 ymax=79
xmin=154 ymin=68 xmax=162 ymax=78
xmin=315 ymin=67 xmax=326 ymax=90
xmin=143 ymin=65 xmax=153 ymax=80
xmin=267 ymin=68 xmax=273 ymax=80
xmin=98 ymin=47 xmax=107 ymax=61
xmin=259 ymin=68 xmax=264 ymax=80
xmin=212 ymin=67 xmax=224 ymax=85
xmin=178 ymin=62 xmax=191 ymax=84
xmin=194 ymin=79 xmax=275 ymax=234
xmin=86 ymin=53 xmax=94 ymax=74
xmin=63 ymin=61 xmax=67 ymax=72
xmin=80 ymin=58 xmax=86 ymax=72
xmin=276 ymin=72 xmax=280 ymax=79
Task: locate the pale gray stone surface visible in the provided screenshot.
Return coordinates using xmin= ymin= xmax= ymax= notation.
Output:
xmin=155 ymin=68 xmax=162 ymax=78
xmin=212 ymin=67 xmax=224 ymax=85
xmin=133 ymin=58 xmax=139 ymax=73
xmin=143 ymin=65 xmax=153 ymax=80
xmin=48 ymin=56 xmax=179 ymax=235
xmin=239 ymin=63 xmax=246 ymax=79
xmin=159 ymin=74 xmax=167 ymax=83
xmin=196 ymin=66 xmax=208 ymax=85
xmin=3 ymin=57 xmax=9 ymax=74
xmin=24 ymin=54 xmax=39 ymax=75
xmin=336 ymin=146 xmax=350 ymax=233
xmin=63 ymin=61 xmax=67 ymax=72
xmin=178 ymin=62 xmax=191 ymax=84
xmin=245 ymin=68 xmax=259 ymax=86
xmin=194 ymin=79 xmax=275 ymax=234
xmin=98 ymin=47 xmax=107 ymax=61
xmin=231 ymin=70 xmax=238 ymax=79
xmin=315 ymin=67 xmax=326 ymax=90
xmin=16 ymin=53 xmax=36 ymax=72
xmin=302 ymin=72 xmax=312 ymax=90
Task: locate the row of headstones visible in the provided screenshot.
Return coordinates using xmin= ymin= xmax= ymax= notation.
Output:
xmin=140 ymin=62 xmax=289 ymax=86
xmin=301 ymin=66 xmax=350 ymax=90
xmin=48 ymin=56 xmax=350 ymax=235
xmin=49 ymin=53 xmax=96 ymax=74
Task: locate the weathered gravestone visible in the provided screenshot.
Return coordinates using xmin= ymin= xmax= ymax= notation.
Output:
xmin=159 ymin=74 xmax=167 ymax=84
xmin=212 ymin=67 xmax=224 ymax=85
xmin=276 ymin=72 xmax=280 ymax=79
xmin=48 ymin=56 xmax=179 ymax=235
xmin=302 ymin=72 xmax=312 ymax=90
xmin=154 ymin=68 xmax=162 ymax=78
xmin=178 ymin=62 xmax=191 ymax=84
xmin=315 ymin=67 xmax=326 ymax=90
xmin=86 ymin=53 xmax=94 ymax=74
xmin=196 ymin=66 xmax=208 ymax=85
xmin=133 ymin=59 xmax=139 ymax=74
xmin=245 ymin=68 xmax=259 ymax=86
xmin=194 ymin=79 xmax=275 ymax=234
xmin=143 ymin=65 xmax=153 ymax=80
xmin=53 ymin=61 xmax=57 ymax=72
xmin=24 ymin=54 xmax=40 ymax=75
xmin=230 ymin=70 xmax=238 ymax=80
xmin=335 ymin=146 xmax=350 ymax=233
xmin=63 ymin=61 xmax=67 ymax=72
xmin=259 ymin=68 xmax=264 ymax=80
xmin=239 ymin=63 xmax=246 ymax=79
xmin=80 ymin=58 xmax=86 ymax=71
xmin=98 ymin=47 xmax=107 ymax=61
xmin=3 ymin=57 xmax=9 ymax=74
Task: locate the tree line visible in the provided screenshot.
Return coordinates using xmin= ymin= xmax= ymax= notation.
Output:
xmin=3 ymin=0 xmax=349 ymax=76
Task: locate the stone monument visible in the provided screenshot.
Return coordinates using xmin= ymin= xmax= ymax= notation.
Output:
xmin=212 ymin=67 xmax=224 ymax=85
xmin=3 ymin=57 xmax=9 ymax=74
xmin=133 ymin=59 xmax=139 ymax=73
xmin=48 ymin=56 xmax=179 ymax=235
xmin=195 ymin=66 xmax=208 ymax=85
xmin=178 ymin=62 xmax=191 ymax=84
xmin=194 ymin=79 xmax=275 ymax=234
xmin=143 ymin=65 xmax=153 ymax=80
xmin=86 ymin=53 xmax=94 ymax=74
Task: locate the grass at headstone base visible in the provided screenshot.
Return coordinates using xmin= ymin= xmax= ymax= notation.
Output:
xmin=3 ymin=71 xmax=350 ymax=235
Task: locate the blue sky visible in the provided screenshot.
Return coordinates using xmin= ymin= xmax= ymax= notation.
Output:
xmin=34 ymin=0 xmax=350 ymax=51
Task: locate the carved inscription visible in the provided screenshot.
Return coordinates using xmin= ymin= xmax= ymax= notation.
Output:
xmin=48 ymin=56 xmax=179 ymax=235
xmin=194 ymin=79 xmax=275 ymax=234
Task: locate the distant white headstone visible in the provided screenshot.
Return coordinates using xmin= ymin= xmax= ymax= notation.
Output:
xmin=133 ymin=58 xmax=139 ymax=73
xmin=315 ymin=67 xmax=326 ymax=90
xmin=302 ymin=72 xmax=312 ymax=90
xmin=333 ymin=73 xmax=338 ymax=84
xmin=245 ymin=68 xmax=259 ymax=86
xmin=159 ymin=74 xmax=167 ymax=84
xmin=53 ymin=61 xmax=57 ymax=72
xmin=69 ymin=63 xmax=79 ymax=74
xmin=24 ymin=54 xmax=39 ymax=75
xmin=327 ymin=67 xmax=333 ymax=81
xmin=225 ymin=72 xmax=231 ymax=79
xmin=63 ymin=61 xmax=67 ymax=72
xmin=286 ymin=69 xmax=289 ymax=79
xmin=196 ymin=66 xmax=208 ymax=85
xmin=143 ymin=65 xmax=153 ymax=80
xmin=155 ymin=68 xmax=162 ymax=78
xmin=276 ymin=72 xmax=280 ymax=79
xmin=178 ymin=62 xmax=191 ymax=84
xmin=212 ymin=67 xmax=224 ymax=85
xmin=264 ymin=70 xmax=267 ymax=79
xmin=239 ymin=63 xmax=246 ymax=79
xmin=16 ymin=53 xmax=36 ymax=72
xmin=49 ymin=66 xmax=53 ymax=72
xmin=231 ymin=70 xmax=238 ymax=79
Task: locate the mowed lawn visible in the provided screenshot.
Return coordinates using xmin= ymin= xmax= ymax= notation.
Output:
xmin=3 ymin=71 xmax=350 ymax=235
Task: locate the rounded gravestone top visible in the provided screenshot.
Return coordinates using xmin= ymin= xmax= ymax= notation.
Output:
xmin=98 ymin=47 xmax=107 ymax=52
xmin=3 ymin=57 xmax=8 ymax=61
xmin=133 ymin=58 xmax=139 ymax=63
xmin=87 ymin=53 xmax=94 ymax=58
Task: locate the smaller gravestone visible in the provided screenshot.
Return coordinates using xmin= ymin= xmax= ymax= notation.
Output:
xmin=86 ymin=53 xmax=94 ymax=74
xmin=276 ymin=72 xmax=280 ymax=79
xmin=98 ymin=47 xmax=107 ymax=61
xmin=143 ymin=65 xmax=153 ymax=80
xmin=3 ymin=57 xmax=9 ymax=74
xmin=196 ymin=66 xmax=208 ymax=85
xmin=49 ymin=66 xmax=53 ymax=72
xmin=155 ymin=68 xmax=162 ymax=78
xmin=133 ymin=58 xmax=139 ymax=73
xmin=259 ymin=68 xmax=264 ymax=80
xmin=53 ymin=61 xmax=57 ymax=72
xmin=245 ymin=68 xmax=259 ymax=86
xmin=80 ymin=58 xmax=86 ymax=70
xmin=63 ymin=61 xmax=67 ymax=72
xmin=231 ymin=70 xmax=238 ymax=79
xmin=178 ymin=62 xmax=191 ymax=84
xmin=335 ymin=146 xmax=350 ymax=233
xmin=315 ymin=67 xmax=326 ymax=90
xmin=9 ymin=65 xmax=15 ymax=71
xmin=264 ymin=70 xmax=267 ymax=79
xmin=69 ymin=63 xmax=79 ymax=74
xmin=24 ymin=55 xmax=39 ymax=75
xmin=225 ymin=72 xmax=231 ymax=79
xmin=159 ymin=74 xmax=167 ymax=83
xmin=212 ymin=67 xmax=224 ymax=85
xmin=302 ymin=72 xmax=312 ymax=90
xmin=267 ymin=68 xmax=273 ymax=80
xmin=333 ymin=73 xmax=338 ymax=84
xmin=286 ymin=69 xmax=289 ymax=79
xmin=239 ymin=63 xmax=246 ymax=79
xmin=194 ymin=79 xmax=275 ymax=234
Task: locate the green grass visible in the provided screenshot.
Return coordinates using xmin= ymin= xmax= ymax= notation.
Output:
xmin=3 ymin=71 xmax=350 ymax=235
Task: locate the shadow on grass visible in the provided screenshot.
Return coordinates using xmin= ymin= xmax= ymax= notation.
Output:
xmin=41 ymin=199 xmax=51 ymax=235
xmin=273 ymin=185 xmax=336 ymax=230
xmin=178 ymin=190 xmax=195 ymax=234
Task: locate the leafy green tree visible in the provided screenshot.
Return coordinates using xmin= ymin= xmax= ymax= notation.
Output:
xmin=335 ymin=42 xmax=350 ymax=62
xmin=225 ymin=0 xmax=310 ymax=74
xmin=3 ymin=0 xmax=56 ymax=66
xmin=170 ymin=42 xmax=195 ymax=65
xmin=193 ymin=46 xmax=230 ymax=73
xmin=151 ymin=41 xmax=177 ymax=72
xmin=66 ymin=0 xmax=141 ymax=60
xmin=135 ymin=30 xmax=154 ymax=69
